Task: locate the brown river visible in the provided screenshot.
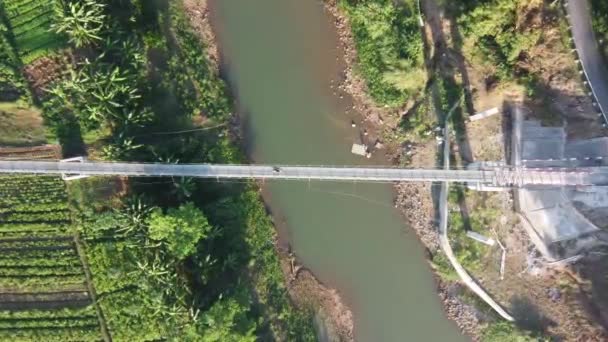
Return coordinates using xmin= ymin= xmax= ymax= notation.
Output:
xmin=209 ymin=0 xmax=466 ymax=340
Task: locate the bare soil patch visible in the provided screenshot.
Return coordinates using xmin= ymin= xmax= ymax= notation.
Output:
xmin=23 ymin=54 xmax=68 ymax=100
xmin=0 ymin=145 xmax=60 ymax=160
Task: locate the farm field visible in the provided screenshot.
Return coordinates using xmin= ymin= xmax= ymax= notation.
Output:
xmin=1 ymin=0 xmax=64 ymax=64
xmin=0 ymin=173 xmax=103 ymax=341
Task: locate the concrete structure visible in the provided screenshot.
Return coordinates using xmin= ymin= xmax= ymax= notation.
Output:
xmin=351 ymin=143 xmax=367 ymax=156
xmin=469 ymin=107 xmax=500 ymax=122
xmin=513 ymin=109 xmax=608 ymax=262
xmin=466 ymin=231 xmax=496 ymax=246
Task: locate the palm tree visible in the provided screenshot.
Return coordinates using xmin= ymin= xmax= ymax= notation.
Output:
xmin=171 ymin=177 xmax=195 ymax=201
xmin=53 ymin=0 xmax=107 ymax=48
xmin=116 ymin=195 xmax=153 ymax=236
xmin=102 ymin=134 xmax=142 ymax=160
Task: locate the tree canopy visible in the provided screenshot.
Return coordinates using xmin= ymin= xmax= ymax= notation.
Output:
xmin=148 ymin=202 xmax=212 ymax=259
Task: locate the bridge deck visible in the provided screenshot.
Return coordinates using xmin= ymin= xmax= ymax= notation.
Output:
xmin=0 ymin=160 xmax=597 ymax=187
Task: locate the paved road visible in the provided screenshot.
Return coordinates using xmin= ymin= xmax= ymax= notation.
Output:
xmin=566 ymin=0 xmax=608 ymax=123
xmin=0 ymin=160 xmax=599 ymax=187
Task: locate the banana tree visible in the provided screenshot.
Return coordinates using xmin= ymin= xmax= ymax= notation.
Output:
xmin=53 ymin=0 xmax=107 ymax=48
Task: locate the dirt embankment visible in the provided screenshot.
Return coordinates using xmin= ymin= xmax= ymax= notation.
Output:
xmin=183 ymin=1 xmax=354 ymax=340
xmin=182 ymin=0 xmax=220 ymax=72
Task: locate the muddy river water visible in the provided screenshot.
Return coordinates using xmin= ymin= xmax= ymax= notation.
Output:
xmin=209 ymin=0 xmax=465 ymax=340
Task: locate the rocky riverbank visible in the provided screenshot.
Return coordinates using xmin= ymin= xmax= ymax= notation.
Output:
xmin=279 ymin=250 xmax=355 ymax=341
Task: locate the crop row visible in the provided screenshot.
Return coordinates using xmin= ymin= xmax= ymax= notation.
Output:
xmin=0 ymin=185 xmax=66 ymax=195
xmin=0 ymin=183 xmax=66 ymax=192
xmin=0 ymin=325 xmax=101 ymax=342
xmin=0 ymin=283 xmax=87 ymax=295
xmin=0 ymin=203 xmax=69 ymax=214
xmin=0 ymin=180 xmax=65 ymax=191
xmin=0 ymin=210 xmax=71 ymax=224
xmin=0 ymin=239 xmax=72 ymax=251
xmin=0 ymin=192 xmax=68 ymax=206
xmin=0 ymin=230 xmax=69 ymax=240
xmin=0 ymin=265 xmax=81 ymax=277
xmin=7 ymin=4 xmax=53 ymax=28
xmin=0 ymin=177 xmax=62 ymax=185
xmin=0 ymin=177 xmax=64 ymax=190
xmin=3 ymin=0 xmax=50 ymax=17
xmin=10 ymin=15 xmax=52 ymax=37
xmin=0 ymin=187 xmax=64 ymax=196
xmin=0 ymin=274 xmax=85 ymax=290
xmin=0 ymin=187 xmax=66 ymax=198
xmin=0 ymin=223 xmax=68 ymax=234
xmin=16 ymin=29 xmax=61 ymax=53
xmin=0 ymin=195 xmax=67 ymax=207
xmin=0 ymin=255 xmax=79 ymax=268
xmin=21 ymin=45 xmax=63 ymax=65
xmin=0 ymin=271 xmax=84 ymax=279
xmin=0 ymin=306 xmax=97 ymax=320
xmin=0 ymin=247 xmax=78 ymax=261
xmin=0 ymin=315 xmax=99 ymax=329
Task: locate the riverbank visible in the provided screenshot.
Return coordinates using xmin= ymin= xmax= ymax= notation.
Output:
xmin=184 ymin=1 xmax=355 ymax=340
xmin=321 ymin=0 xmax=483 ymax=338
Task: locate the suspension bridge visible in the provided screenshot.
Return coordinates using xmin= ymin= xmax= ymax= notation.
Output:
xmin=0 ymin=159 xmax=606 ymax=187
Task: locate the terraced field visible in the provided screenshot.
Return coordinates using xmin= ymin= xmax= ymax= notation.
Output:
xmin=2 ymin=0 xmax=64 ymax=64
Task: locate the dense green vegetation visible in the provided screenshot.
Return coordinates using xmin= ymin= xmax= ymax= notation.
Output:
xmin=447 ymin=189 xmax=497 ymax=273
xmin=481 ymin=321 xmax=542 ymax=342
xmin=340 ymin=0 xmax=425 ymax=106
xmin=456 ymin=0 xmax=541 ymax=78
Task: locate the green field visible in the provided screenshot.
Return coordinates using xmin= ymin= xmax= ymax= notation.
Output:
xmin=0 ymin=175 xmax=102 ymax=341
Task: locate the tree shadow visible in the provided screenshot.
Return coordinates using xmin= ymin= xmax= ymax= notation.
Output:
xmin=445 ymin=14 xmax=476 ymax=117
xmin=573 ymin=255 xmax=608 ymax=334
xmin=420 ymin=0 xmax=476 ymax=232
xmin=510 ymin=295 xmax=558 ymax=336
